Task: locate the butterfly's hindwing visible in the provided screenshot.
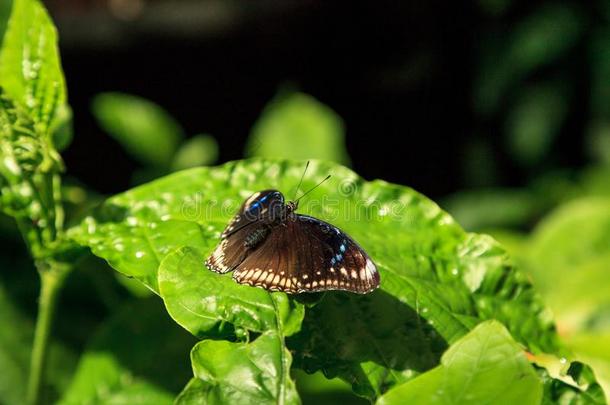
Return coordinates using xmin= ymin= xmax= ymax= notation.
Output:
xmin=232 ymin=214 xmax=380 ymax=294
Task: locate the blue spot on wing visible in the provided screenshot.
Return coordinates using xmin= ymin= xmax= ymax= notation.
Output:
xmin=247 ymin=194 xmax=269 ymax=212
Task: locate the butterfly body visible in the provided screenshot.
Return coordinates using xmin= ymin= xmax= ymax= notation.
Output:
xmin=206 ymin=189 xmax=380 ymax=294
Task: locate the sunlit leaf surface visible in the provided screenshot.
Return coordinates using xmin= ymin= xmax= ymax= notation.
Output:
xmin=376 ymin=321 xmax=542 ymax=405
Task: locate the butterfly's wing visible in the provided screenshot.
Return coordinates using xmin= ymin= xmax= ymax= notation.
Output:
xmin=220 ymin=190 xmax=284 ymax=238
xmin=206 ymin=190 xmax=283 ymax=274
xmin=206 ymin=224 xmax=258 ymax=273
xmin=233 ymin=214 xmax=380 ymax=294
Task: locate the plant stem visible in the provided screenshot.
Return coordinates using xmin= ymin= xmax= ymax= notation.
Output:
xmin=26 ymin=264 xmax=67 ymax=405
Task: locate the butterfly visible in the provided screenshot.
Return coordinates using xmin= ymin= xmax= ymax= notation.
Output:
xmin=205 ymin=165 xmax=380 ymax=294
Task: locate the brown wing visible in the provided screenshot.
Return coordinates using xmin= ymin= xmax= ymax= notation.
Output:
xmin=206 ymin=190 xmax=283 ymax=274
xmin=232 ymin=215 xmax=380 ymax=294
xmin=205 ymin=224 xmax=252 ymax=273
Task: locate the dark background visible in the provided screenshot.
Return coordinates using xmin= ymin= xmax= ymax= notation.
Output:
xmin=46 ymin=0 xmax=599 ymax=199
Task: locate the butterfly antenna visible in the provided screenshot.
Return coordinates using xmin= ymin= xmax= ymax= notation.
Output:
xmin=292 ymin=161 xmax=310 ymax=201
xmin=295 ymin=175 xmax=331 ymax=203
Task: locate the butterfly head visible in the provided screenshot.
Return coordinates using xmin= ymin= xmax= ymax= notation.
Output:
xmin=286 ymin=200 xmax=298 ymax=213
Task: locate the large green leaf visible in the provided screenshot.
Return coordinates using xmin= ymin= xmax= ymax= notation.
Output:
xmin=0 ymin=0 xmax=67 ymax=137
xmin=245 ymin=92 xmax=351 ymax=165
xmin=158 ymin=246 xmax=304 ymax=339
xmin=176 ymin=332 xmax=300 ymax=405
xmin=376 ymin=321 xmax=542 ymax=405
xmin=528 ymin=197 xmax=610 ymax=327
xmin=59 ymin=298 xmax=195 ymax=405
xmin=91 ymin=92 xmax=183 ymax=168
xmin=70 ymin=159 xmax=564 ymax=400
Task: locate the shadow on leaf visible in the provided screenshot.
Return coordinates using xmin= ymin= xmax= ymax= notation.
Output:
xmin=288 ymin=289 xmax=447 ymax=400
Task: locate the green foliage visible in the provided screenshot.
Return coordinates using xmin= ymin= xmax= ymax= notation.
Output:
xmin=1 ymin=0 xmax=608 ymax=403
xmin=528 ymin=197 xmax=610 ymax=324
xmin=0 ymin=0 xmax=72 ymax=260
xmin=0 ymin=281 xmax=76 ymax=405
xmin=92 ymin=92 xmax=183 ymax=168
xmin=177 ymin=332 xmax=300 ymax=404
xmin=68 ymin=158 xmax=595 ymax=402
xmin=172 ymin=134 xmax=219 ymax=171
xmin=475 ymin=4 xmax=582 ymax=116
xmin=245 ymin=92 xmax=351 ymax=165
xmin=442 ymin=188 xmax=542 ymax=231
xmin=505 ymin=83 xmax=568 ymax=167
xmin=0 ymin=0 xmax=13 ymax=45
xmin=377 ymin=321 xmax=542 ymax=405
xmin=0 ymin=1 xmax=79 ymax=404
xmin=0 ymin=0 xmax=67 ymax=138
xmin=91 ymin=93 xmax=219 ymax=184
xmin=161 ymin=247 xmax=303 ymax=403
xmin=293 ymin=370 xmax=367 ymax=404
xmin=479 ymin=195 xmax=610 ymax=400
xmin=158 ymin=246 xmax=304 ymax=339
xmin=59 ymin=298 xmax=195 ymax=405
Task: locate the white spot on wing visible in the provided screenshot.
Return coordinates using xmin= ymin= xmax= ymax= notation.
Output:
xmin=365 ymin=258 xmax=377 ymax=278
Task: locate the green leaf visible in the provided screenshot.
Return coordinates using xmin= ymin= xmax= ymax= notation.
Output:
xmin=70 ymin=159 xmax=563 ymax=398
xmin=376 ymin=321 xmax=542 ymax=405
xmin=568 ymin=333 xmax=610 ymax=399
xmin=158 ymin=246 xmax=304 ymax=339
xmin=505 ymin=83 xmax=568 ymax=166
xmin=442 ymin=188 xmax=542 ymax=231
xmin=0 ymin=89 xmax=64 ymax=256
xmin=91 ymin=92 xmax=183 ymax=167
xmin=293 ymin=370 xmax=367 ymax=405
xmin=0 ymin=0 xmax=67 ymax=137
xmin=533 ymin=354 xmax=606 ymax=404
xmin=528 ymin=197 xmax=610 ymax=325
xmin=50 ymin=104 xmax=73 ymax=151
xmin=245 ymin=92 xmax=351 ymax=165
xmin=59 ymin=298 xmax=195 ymax=405
xmin=288 ymin=289 xmax=447 ymax=399
xmin=171 ymin=134 xmax=219 ymax=171
xmin=177 ymin=332 xmax=300 ymax=405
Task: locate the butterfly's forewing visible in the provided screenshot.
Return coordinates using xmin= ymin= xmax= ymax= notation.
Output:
xmin=233 ymin=215 xmax=379 ymax=294
xmin=206 ymin=224 xmax=254 ymax=273
xmin=220 ymin=190 xmax=284 ymax=238
xmin=206 ymin=190 xmax=283 ymax=274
